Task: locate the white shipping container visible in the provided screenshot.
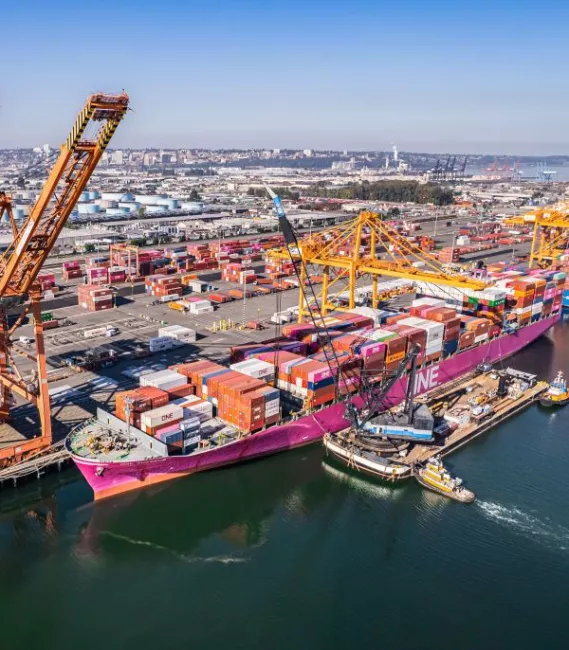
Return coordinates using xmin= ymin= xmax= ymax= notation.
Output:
xmin=188 ymin=281 xmax=207 ymax=293
xmin=474 ymin=333 xmax=489 ymax=344
xmin=183 ymin=434 xmax=202 ymax=447
xmin=159 ymin=294 xmax=180 ymax=303
xmin=399 ymin=317 xmax=444 ymax=343
xmin=140 ymin=404 xmax=183 ymax=429
xmin=158 ymin=325 xmax=197 ymax=343
xmin=531 ymin=304 xmax=542 ymax=315
xmin=265 ymin=401 xmax=280 ymax=417
xmin=140 ymin=369 xmax=187 ymax=390
xmin=230 ymin=359 xmax=275 ymax=380
xmin=192 ymin=306 xmax=214 ymax=314
xmin=411 ymin=297 xmax=446 ymax=309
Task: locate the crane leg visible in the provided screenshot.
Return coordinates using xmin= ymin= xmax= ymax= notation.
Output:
xmin=30 ymin=294 xmax=52 ymax=445
xmin=0 ymin=308 xmax=11 ymax=421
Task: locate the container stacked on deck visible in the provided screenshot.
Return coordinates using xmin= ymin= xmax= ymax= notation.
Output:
xmin=115 ymin=386 xmax=169 ymax=428
xmin=171 ymin=394 xmax=214 ymax=422
xmin=145 ymin=274 xmax=182 ymax=299
xmin=77 ymin=284 xmax=113 ymax=311
xmin=171 ymin=359 xmax=280 ymax=433
xmin=62 ymin=261 xmax=83 ymax=281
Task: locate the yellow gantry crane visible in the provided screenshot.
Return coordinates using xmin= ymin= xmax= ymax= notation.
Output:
xmin=267 ymin=210 xmax=489 ymax=322
xmin=503 ymin=202 xmax=569 ymax=268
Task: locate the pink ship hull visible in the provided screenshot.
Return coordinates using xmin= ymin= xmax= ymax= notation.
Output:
xmin=69 ymin=314 xmax=559 ymax=500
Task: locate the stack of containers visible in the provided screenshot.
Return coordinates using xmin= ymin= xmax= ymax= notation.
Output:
xmin=145 ymin=275 xmax=182 ymax=299
xmin=265 ymin=258 xmax=296 ymax=278
xmin=288 ymin=358 xmax=337 ymax=405
xmin=107 ymin=266 xmax=126 ymax=283
xmin=86 ymin=267 xmax=108 ymax=285
xmin=157 ymin=325 xmax=197 ymax=344
xmin=260 ymin=338 xmax=308 ymax=356
xmin=382 ymin=323 xmax=427 ymax=365
xmin=140 ymin=403 xmax=184 ymax=436
xmin=187 ymin=298 xmax=213 ymax=314
xmin=180 ymin=415 xmax=202 ymax=455
xmin=419 ymin=305 xmax=462 ymax=356
xmin=171 ymin=360 xmax=227 ymax=399
xmin=230 ymin=359 xmax=275 ymax=382
xmin=460 ymin=316 xmax=490 ymax=343
xmin=148 ymin=336 xmax=175 ymax=353
xmin=251 ymin=351 xmax=307 ymax=392
xmin=239 ymin=269 xmax=256 ymax=284
xmin=398 ymin=317 xmax=444 ymax=362
xmin=164 ymin=383 xmax=195 ymax=399
xmin=553 ymin=271 xmax=565 ymax=312
xmin=140 ymin=369 xmax=188 ymax=391
xmin=77 ymin=285 xmax=113 ymax=311
xmin=87 ymin=256 xmax=110 ymax=268
xmin=62 ymin=261 xmax=83 ymax=281
xmin=172 ymin=394 xmax=214 ymax=422
xmin=230 ymin=343 xmax=275 ymax=363
xmin=214 ymin=372 xmax=279 ymax=432
xmin=531 ymin=277 xmax=546 ymax=322
xmin=221 ymin=263 xmax=243 ymax=282
xmin=511 ymin=278 xmax=535 ymax=326
xmin=310 ymin=350 xmax=362 ymax=396
xmin=364 ymin=328 xmax=407 ymax=372
xmin=115 ymin=387 xmax=169 ymax=428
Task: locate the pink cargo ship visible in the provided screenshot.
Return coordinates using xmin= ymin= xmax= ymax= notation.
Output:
xmin=66 ymin=312 xmax=559 ymax=500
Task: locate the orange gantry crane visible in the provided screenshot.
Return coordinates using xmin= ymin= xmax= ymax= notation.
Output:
xmin=267 ymin=210 xmax=489 ymax=322
xmin=0 ymin=92 xmax=129 ymax=466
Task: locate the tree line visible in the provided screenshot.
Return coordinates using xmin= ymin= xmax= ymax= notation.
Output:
xmin=248 ymin=181 xmax=453 ymax=206
xmin=305 ymin=180 xmax=454 ymax=205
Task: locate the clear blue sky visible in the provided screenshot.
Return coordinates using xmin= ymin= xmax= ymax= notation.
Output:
xmin=3 ymin=0 xmax=569 ymax=154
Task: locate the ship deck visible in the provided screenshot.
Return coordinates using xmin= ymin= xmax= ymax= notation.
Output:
xmin=67 ymin=417 xmax=242 ymax=464
xmin=67 ymin=421 xmax=164 ymax=463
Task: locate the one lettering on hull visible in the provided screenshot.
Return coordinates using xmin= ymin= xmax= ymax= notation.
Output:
xmin=414 ymin=366 xmax=440 ymax=394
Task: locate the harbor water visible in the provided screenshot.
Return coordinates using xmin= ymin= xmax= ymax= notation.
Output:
xmin=2 ymin=317 xmax=569 ymax=650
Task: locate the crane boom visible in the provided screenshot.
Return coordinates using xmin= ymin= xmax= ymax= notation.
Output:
xmin=0 ymin=93 xmax=129 ymax=297
xmin=0 ymin=92 xmax=129 ymax=467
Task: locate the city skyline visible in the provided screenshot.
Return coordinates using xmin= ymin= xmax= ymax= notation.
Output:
xmin=3 ymin=0 xmax=569 ymax=155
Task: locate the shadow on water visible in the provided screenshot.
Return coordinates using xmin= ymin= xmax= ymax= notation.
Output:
xmin=72 ymin=445 xmax=335 ymax=562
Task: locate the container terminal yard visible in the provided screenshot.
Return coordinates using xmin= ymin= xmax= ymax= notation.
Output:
xmin=1 ymin=93 xmax=569 ymax=502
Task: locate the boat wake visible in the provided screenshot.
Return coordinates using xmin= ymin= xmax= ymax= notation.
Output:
xmin=477 ymin=501 xmax=569 ymax=552
xmin=101 ymin=531 xmax=247 ymax=564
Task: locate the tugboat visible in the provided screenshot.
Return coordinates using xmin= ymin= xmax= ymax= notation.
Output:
xmin=415 ymin=455 xmax=475 ymax=503
xmin=539 ymin=371 xmax=569 ymax=408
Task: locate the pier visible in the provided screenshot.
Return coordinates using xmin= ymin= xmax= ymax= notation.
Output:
xmin=406 ymin=372 xmax=548 ymax=467
xmin=0 ymin=442 xmax=70 ymax=488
